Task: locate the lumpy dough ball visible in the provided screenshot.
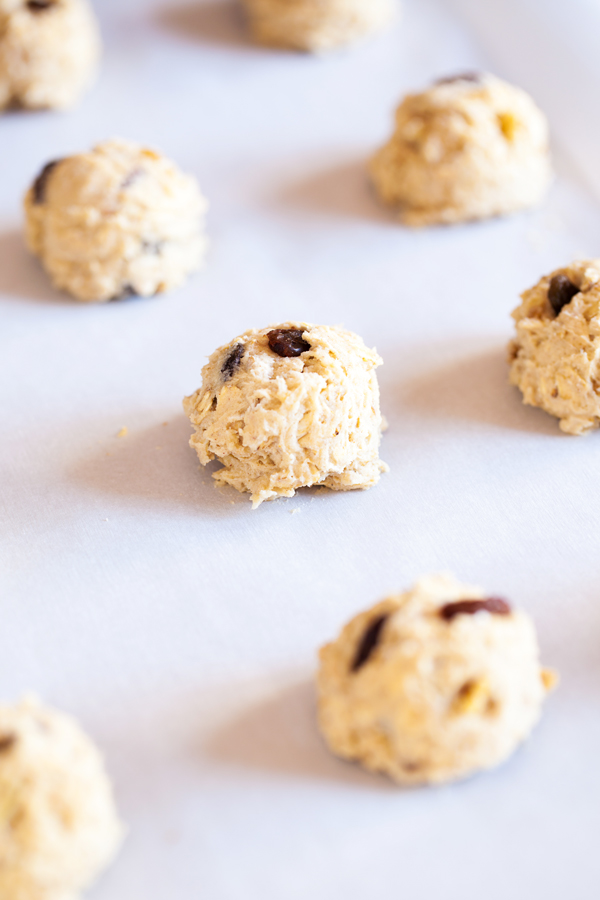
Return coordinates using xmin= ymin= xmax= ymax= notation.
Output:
xmin=0 ymin=0 xmax=101 ymax=111
xmin=241 ymin=0 xmax=395 ymax=53
xmin=24 ymin=138 xmax=208 ymax=302
xmin=509 ymin=259 xmax=600 ymax=435
xmin=183 ymin=323 xmax=387 ymax=507
xmin=0 ymin=696 xmax=124 ymax=900
xmin=317 ymin=574 xmax=556 ymax=785
xmin=370 ymin=72 xmax=552 ymax=226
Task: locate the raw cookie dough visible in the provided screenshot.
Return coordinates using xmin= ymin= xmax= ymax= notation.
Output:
xmin=509 ymin=259 xmax=600 ymax=434
xmin=0 ymin=696 xmax=124 ymax=900
xmin=24 ymin=138 xmax=208 ymax=302
xmin=318 ymin=574 xmax=556 ymax=785
xmin=0 ymin=0 xmax=101 ymax=111
xmin=183 ymin=322 xmax=387 ymax=507
xmin=370 ymin=72 xmax=552 ymax=226
xmin=241 ymin=0 xmax=395 ymax=53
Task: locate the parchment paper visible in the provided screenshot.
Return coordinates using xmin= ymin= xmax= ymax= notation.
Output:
xmin=1 ymin=1 xmax=599 ymax=897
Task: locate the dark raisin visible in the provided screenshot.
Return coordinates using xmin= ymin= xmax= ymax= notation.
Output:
xmin=267 ymin=328 xmax=310 ymax=358
xmin=32 ymin=160 xmax=61 ymax=204
xmin=351 ymin=614 xmax=389 ymax=672
xmin=142 ymin=240 xmax=163 ymax=255
xmin=440 ymin=597 xmax=511 ymax=621
xmin=548 ymin=274 xmax=579 ymax=316
xmin=0 ymin=733 xmax=16 ymax=752
xmin=122 ymin=168 xmax=144 ymax=190
xmin=110 ymin=285 xmax=137 ymax=301
xmin=221 ymin=343 xmax=244 ymax=380
xmin=27 ymin=0 xmax=56 ymax=10
xmin=436 ymin=72 xmax=482 ymax=86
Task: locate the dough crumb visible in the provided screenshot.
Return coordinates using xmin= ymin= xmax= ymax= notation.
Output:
xmin=116 ymin=426 xmax=128 ymax=438
xmin=318 ymin=574 xmax=555 ymax=785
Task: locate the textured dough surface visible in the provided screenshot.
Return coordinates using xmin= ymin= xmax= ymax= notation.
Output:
xmin=183 ymin=322 xmax=387 ymax=507
xmin=318 ymin=574 xmax=555 ymax=785
xmin=509 ymin=259 xmax=600 ymax=434
xmin=0 ymin=697 xmax=124 ymax=900
xmin=24 ymin=138 xmax=208 ymax=302
xmin=241 ymin=0 xmax=395 ymax=52
xmin=0 ymin=0 xmax=101 ymax=111
xmin=370 ymin=73 xmax=552 ymax=225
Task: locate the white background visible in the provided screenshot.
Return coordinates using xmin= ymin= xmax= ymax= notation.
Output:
xmin=2 ymin=0 xmax=600 ymax=897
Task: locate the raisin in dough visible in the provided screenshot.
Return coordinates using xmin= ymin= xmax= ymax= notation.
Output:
xmin=24 ymin=138 xmax=208 ymax=302
xmin=0 ymin=0 xmax=101 ymax=111
xmin=183 ymin=323 xmax=387 ymax=507
xmin=509 ymin=259 xmax=600 ymax=435
xmin=0 ymin=696 xmax=124 ymax=900
xmin=318 ymin=574 xmax=556 ymax=785
xmin=370 ymin=73 xmax=552 ymax=226
xmin=241 ymin=0 xmax=395 ymax=53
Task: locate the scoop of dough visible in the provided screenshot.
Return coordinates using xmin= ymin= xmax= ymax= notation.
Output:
xmin=183 ymin=322 xmax=387 ymax=507
xmin=24 ymin=138 xmax=208 ymax=302
xmin=0 ymin=696 xmax=124 ymax=900
xmin=318 ymin=574 xmax=556 ymax=785
xmin=0 ymin=0 xmax=101 ymax=111
xmin=370 ymin=72 xmax=552 ymax=225
xmin=241 ymin=0 xmax=395 ymax=53
xmin=509 ymin=259 xmax=600 ymax=435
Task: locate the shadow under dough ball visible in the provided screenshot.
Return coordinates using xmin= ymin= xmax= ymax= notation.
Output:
xmin=0 ymin=696 xmax=124 ymax=898
xmin=317 ymin=573 xmax=557 ymax=785
xmin=509 ymin=259 xmax=600 ymax=434
xmin=241 ymin=0 xmax=396 ymax=53
xmin=0 ymin=0 xmax=101 ymax=110
xmin=370 ymin=72 xmax=553 ymax=225
xmin=183 ymin=322 xmax=388 ymax=507
xmin=24 ymin=138 xmax=209 ymax=302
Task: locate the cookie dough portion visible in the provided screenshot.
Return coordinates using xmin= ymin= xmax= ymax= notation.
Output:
xmin=24 ymin=138 xmax=208 ymax=302
xmin=0 ymin=696 xmax=124 ymax=900
xmin=183 ymin=323 xmax=387 ymax=507
xmin=318 ymin=574 xmax=556 ymax=785
xmin=509 ymin=260 xmax=600 ymax=435
xmin=0 ymin=0 xmax=101 ymax=111
xmin=370 ymin=72 xmax=552 ymax=226
xmin=241 ymin=0 xmax=395 ymax=53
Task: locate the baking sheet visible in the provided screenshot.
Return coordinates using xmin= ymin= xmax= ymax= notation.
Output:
xmin=2 ymin=0 xmax=600 ymax=897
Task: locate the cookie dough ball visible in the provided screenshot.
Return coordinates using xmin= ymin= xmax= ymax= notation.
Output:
xmin=508 ymin=260 xmax=600 ymax=435
xmin=183 ymin=323 xmax=387 ymax=507
xmin=318 ymin=574 xmax=556 ymax=785
xmin=0 ymin=696 xmax=124 ymax=899
xmin=241 ymin=0 xmax=395 ymax=53
xmin=370 ymin=72 xmax=552 ymax=226
xmin=0 ymin=0 xmax=101 ymax=111
xmin=24 ymin=138 xmax=208 ymax=302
